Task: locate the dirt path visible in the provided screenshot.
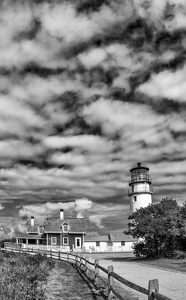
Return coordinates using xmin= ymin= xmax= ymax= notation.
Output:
xmin=98 ymin=258 xmax=186 ymax=300
xmin=44 ymin=260 xmax=107 ymax=300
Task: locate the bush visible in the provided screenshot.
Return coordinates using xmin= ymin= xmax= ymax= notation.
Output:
xmin=0 ymin=238 xmax=16 ymax=248
xmin=0 ymin=252 xmax=55 ymax=299
xmin=173 ymin=250 xmax=186 ymax=260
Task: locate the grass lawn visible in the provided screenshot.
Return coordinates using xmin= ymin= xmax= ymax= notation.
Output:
xmin=134 ymin=257 xmax=186 ymax=273
xmin=86 ymin=252 xmax=186 ymax=273
xmin=44 ymin=260 xmax=108 ymax=300
xmin=0 ymin=251 xmax=108 ymax=300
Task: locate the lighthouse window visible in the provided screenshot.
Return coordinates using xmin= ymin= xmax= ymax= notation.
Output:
xmin=134 ymin=196 xmax=137 ymax=202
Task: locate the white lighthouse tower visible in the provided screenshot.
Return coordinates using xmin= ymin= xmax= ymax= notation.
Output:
xmin=128 ymin=162 xmax=153 ymax=214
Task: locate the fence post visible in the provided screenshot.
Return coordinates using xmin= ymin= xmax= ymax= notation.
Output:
xmin=50 ymin=249 xmax=52 ymax=258
xmin=81 ymin=254 xmax=85 ymax=271
xmin=76 ymin=255 xmax=78 ymax=266
xmin=67 ymin=252 xmax=69 ymax=262
xmin=85 ymin=257 xmax=89 ymax=276
xmin=95 ymin=260 xmax=99 ymax=284
xmin=58 ymin=250 xmax=60 ymax=260
xmin=79 ymin=253 xmax=82 ymax=269
xmin=108 ymin=266 xmax=114 ymax=300
xmin=148 ymin=279 xmax=159 ymax=300
xmin=28 ymin=247 xmax=29 ymax=254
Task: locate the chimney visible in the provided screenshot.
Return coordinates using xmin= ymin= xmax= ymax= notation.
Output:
xmin=60 ymin=209 xmax=64 ymax=219
xmin=31 ymin=216 xmax=35 ymax=227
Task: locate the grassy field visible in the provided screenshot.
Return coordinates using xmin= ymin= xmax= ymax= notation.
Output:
xmin=134 ymin=257 xmax=186 ymax=273
xmin=85 ymin=252 xmax=186 ymax=273
xmin=44 ymin=260 xmax=108 ymax=300
xmin=0 ymin=251 xmax=55 ymax=299
xmin=0 ymin=251 xmax=107 ymax=300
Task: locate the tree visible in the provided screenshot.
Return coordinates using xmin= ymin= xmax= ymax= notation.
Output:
xmin=124 ymin=198 xmax=186 ymax=258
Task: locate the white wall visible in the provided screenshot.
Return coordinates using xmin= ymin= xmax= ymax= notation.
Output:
xmin=84 ymin=241 xmax=135 ymax=252
xmin=112 ymin=242 xmax=134 ymax=252
xmin=84 ymin=241 xmax=108 ymax=252
xmin=130 ymin=192 xmax=152 ymax=213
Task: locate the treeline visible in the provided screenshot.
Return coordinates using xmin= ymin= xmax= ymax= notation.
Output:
xmin=125 ymin=198 xmax=186 ymax=258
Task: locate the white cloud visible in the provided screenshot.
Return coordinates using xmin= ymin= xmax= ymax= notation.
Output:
xmin=39 ymin=3 xmax=133 ymax=45
xmin=137 ymin=65 xmax=186 ymax=102
xmin=75 ymin=198 xmax=92 ymax=218
xmin=0 ymin=204 xmax=4 ymax=210
xmin=82 ymin=98 xmax=164 ymax=138
xmin=78 ymin=48 xmax=107 ymax=68
xmin=19 ymin=198 xmax=92 ymax=220
xmin=48 ymin=151 xmax=85 ymax=166
xmin=43 ymin=134 xmax=114 ymax=153
xmin=0 ymin=95 xmax=46 ymax=138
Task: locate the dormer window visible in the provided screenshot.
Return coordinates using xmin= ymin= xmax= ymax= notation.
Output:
xmin=62 ymin=222 xmax=69 ymax=232
xmin=38 ymin=225 xmax=43 ymax=234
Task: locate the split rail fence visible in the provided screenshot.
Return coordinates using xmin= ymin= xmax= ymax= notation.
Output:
xmin=3 ymin=244 xmax=172 ymax=300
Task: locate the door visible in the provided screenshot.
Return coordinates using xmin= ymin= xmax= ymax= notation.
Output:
xmin=75 ymin=237 xmax=81 ymax=248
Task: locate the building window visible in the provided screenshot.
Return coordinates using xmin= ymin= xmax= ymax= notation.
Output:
xmin=62 ymin=222 xmax=69 ymax=232
xmin=121 ymin=241 xmax=125 ymax=246
xmin=133 ymin=196 xmax=137 ymax=202
xmin=63 ymin=237 xmax=69 ymax=245
xmin=96 ymin=241 xmax=100 ymax=247
xmin=51 ymin=237 xmax=57 ymax=245
xmin=132 ymin=185 xmax=134 ymax=192
xmin=38 ymin=226 xmax=43 ymax=234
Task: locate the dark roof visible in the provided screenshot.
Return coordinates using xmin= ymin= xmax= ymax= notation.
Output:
xmin=27 ymin=218 xmax=86 ymax=233
xmin=27 ymin=225 xmax=39 ymax=233
xmin=17 ymin=233 xmax=45 ymax=239
xmin=130 ymin=162 xmax=149 ymax=172
xmin=109 ymin=232 xmax=137 ymax=242
xmin=85 ymin=235 xmax=109 ymax=242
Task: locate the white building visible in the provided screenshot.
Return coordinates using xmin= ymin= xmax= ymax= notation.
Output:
xmin=128 ymin=162 xmax=153 ymax=214
xmin=84 ymin=232 xmax=137 ymax=252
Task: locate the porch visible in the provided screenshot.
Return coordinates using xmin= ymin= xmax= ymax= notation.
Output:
xmin=5 ymin=242 xmax=71 ymax=252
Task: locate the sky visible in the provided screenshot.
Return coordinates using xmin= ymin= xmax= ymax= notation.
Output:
xmin=0 ymin=0 xmax=186 ymax=239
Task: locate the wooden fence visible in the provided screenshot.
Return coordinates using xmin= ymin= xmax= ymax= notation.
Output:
xmin=3 ymin=244 xmax=172 ymax=300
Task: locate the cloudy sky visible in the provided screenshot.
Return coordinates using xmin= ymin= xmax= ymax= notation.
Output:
xmin=0 ymin=0 xmax=186 ymax=238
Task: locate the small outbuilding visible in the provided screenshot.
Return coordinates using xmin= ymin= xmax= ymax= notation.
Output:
xmin=84 ymin=231 xmax=137 ymax=252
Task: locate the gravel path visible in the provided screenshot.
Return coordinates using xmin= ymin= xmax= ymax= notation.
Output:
xmin=98 ymin=258 xmax=186 ymax=300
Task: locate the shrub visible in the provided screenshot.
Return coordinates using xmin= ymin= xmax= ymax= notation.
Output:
xmin=0 ymin=238 xmax=16 ymax=248
xmin=0 ymin=252 xmax=55 ymax=299
xmin=173 ymin=250 xmax=186 ymax=260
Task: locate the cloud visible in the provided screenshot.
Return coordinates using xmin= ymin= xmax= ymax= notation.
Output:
xmin=0 ymin=204 xmax=4 ymax=210
xmin=18 ymin=198 xmax=127 ymax=231
xmin=18 ymin=198 xmax=93 ymax=220
xmin=78 ymin=48 xmax=107 ymax=68
xmin=88 ymin=202 xmax=128 ymax=230
xmin=82 ymin=98 xmax=165 ymax=139
xmin=75 ymin=198 xmax=92 ymax=217
xmin=0 ymin=95 xmax=46 ymax=139
xmin=137 ymin=65 xmax=186 ymax=102
xmin=43 ymin=134 xmax=114 ymax=153
xmin=1 ymin=0 xmax=186 ymax=234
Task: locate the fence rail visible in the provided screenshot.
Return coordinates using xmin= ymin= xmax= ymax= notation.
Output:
xmin=3 ymin=244 xmax=172 ymax=300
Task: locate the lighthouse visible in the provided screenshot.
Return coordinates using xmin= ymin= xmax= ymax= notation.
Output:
xmin=128 ymin=162 xmax=153 ymax=214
